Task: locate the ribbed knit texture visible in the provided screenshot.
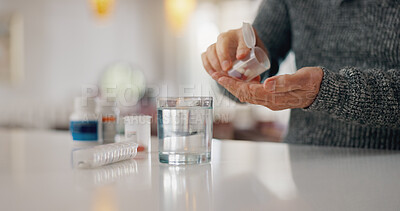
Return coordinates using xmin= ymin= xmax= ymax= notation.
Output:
xmin=251 ymin=0 xmax=400 ymax=149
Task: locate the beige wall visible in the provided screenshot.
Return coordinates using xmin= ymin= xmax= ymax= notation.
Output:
xmin=0 ymin=0 xmax=164 ymax=128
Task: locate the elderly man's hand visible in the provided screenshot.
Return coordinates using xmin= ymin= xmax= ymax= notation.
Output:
xmin=212 ymin=67 xmax=324 ymax=110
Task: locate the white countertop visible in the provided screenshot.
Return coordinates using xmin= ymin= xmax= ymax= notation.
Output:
xmin=1 ymin=129 xmax=400 ymax=211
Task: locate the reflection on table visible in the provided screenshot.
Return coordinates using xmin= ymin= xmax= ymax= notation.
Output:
xmin=1 ymin=129 xmax=400 ymax=211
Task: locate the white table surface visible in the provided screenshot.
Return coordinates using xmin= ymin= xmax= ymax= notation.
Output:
xmin=1 ymin=129 xmax=400 ymax=211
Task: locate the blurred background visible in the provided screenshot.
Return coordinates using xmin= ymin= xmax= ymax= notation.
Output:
xmin=0 ymin=0 xmax=296 ymax=142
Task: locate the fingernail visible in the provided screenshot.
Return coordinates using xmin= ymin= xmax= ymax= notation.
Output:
xmin=237 ymin=49 xmax=246 ymax=56
xmin=218 ymin=77 xmax=227 ymax=84
xmin=211 ymin=72 xmax=219 ymax=80
xmin=222 ymin=60 xmax=230 ymax=70
xmin=237 ymin=49 xmax=249 ymax=59
xmin=265 ymin=80 xmax=276 ymax=92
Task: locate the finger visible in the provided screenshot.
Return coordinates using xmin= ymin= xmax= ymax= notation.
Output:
xmin=211 ymin=71 xmax=230 ymax=81
xmin=247 ymin=83 xmax=308 ymax=108
xmin=249 ymin=75 xmax=261 ymax=83
xmin=201 ymin=52 xmax=215 ymax=76
xmin=217 ymin=76 xmax=240 ymax=92
xmin=248 ymin=83 xmax=289 ymax=102
xmin=264 ymin=90 xmax=316 ymax=109
xmin=245 ymin=98 xmax=267 ymax=106
xmin=236 ymin=33 xmax=250 ymax=60
xmin=216 ymin=32 xmax=238 ymax=71
xmin=249 ymin=84 xmax=272 ymax=101
xmin=218 ymin=76 xmax=252 ymax=102
xmin=246 ymin=99 xmax=292 ymax=110
xmin=248 ymin=97 xmax=295 ymax=111
xmin=264 ymin=72 xmax=309 ymax=93
xmin=206 ymin=44 xmax=223 ymax=72
xmin=214 ymin=71 xmax=256 ymax=84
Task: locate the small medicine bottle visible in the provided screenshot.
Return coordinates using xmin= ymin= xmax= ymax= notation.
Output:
xmin=98 ymin=99 xmax=118 ymax=144
xmin=124 ymin=115 xmax=152 ymax=152
xmin=70 ymin=97 xmax=99 ymax=146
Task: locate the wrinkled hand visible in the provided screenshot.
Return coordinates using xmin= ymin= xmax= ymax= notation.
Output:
xmin=212 ymin=67 xmax=324 ymax=110
xmin=201 ymin=26 xmax=267 ymax=75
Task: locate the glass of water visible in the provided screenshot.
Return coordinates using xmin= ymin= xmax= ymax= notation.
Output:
xmin=157 ymin=97 xmax=213 ymax=165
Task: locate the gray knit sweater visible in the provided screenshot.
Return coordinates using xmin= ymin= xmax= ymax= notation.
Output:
xmin=251 ymin=0 xmax=400 ymax=149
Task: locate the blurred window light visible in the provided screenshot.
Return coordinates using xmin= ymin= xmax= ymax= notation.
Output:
xmin=0 ymin=13 xmax=24 ymax=85
xmin=219 ymin=0 xmax=261 ymax=31
xmin=257 ymin=145 xmax=298 ymax=200
xmin=194 ymin=3 xmax=219 ymax=52
xmin=165 ymin=0 xmax=196 ymax=34
xmin=89 ymin=0 xmax=115 ymax=19
xmin=196 ymin=22 xmax=218 ymax=52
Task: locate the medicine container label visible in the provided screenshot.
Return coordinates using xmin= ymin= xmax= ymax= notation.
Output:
xmin=70 ymin=121 xmax=98 ymax=141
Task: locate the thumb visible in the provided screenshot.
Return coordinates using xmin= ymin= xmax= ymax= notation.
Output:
xmin=236 ymin=38 xmax=250 ymax=60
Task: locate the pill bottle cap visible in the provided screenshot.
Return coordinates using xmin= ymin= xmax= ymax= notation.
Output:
xmin=242 ymin=22 xmax=256 ymax=49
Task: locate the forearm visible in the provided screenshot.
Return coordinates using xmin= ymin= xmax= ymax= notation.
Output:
xmin=306 ymin=67 xmax=400 ymax=128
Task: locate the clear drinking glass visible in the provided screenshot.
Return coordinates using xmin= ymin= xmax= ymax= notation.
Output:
xmin=157 ymin=97 xmax=213 ymax=165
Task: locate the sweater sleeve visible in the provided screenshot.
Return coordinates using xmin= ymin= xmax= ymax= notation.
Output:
xmin=253 ymin=0 xmax=291 ymax=79
xmin=306 ymin=67 xmax=400 ymax=129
